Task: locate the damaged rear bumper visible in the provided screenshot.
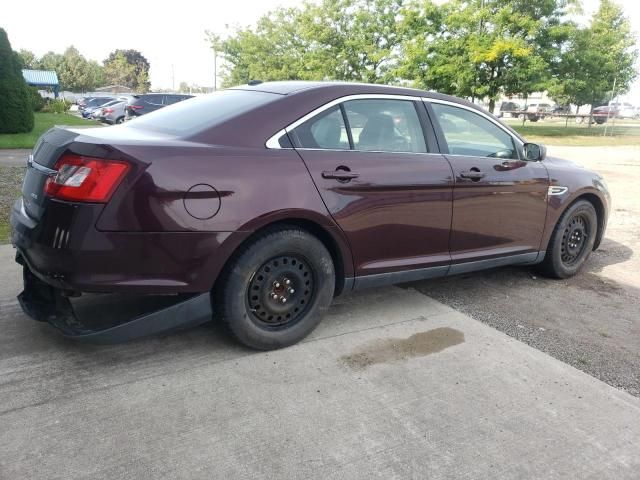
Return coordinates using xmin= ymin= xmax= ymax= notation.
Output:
xmin=16 ymin=254 xmax=212 ymax=344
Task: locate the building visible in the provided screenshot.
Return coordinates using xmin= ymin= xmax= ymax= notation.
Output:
xmin=22 ymin=69 xmax=59 ymax=98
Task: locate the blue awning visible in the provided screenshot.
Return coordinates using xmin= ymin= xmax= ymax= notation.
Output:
xmin=22 ymin=69 xmax=59 ymax=87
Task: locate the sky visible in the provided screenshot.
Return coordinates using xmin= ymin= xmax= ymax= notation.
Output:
xmin=3 ymin=0 xmax=640 ymax=100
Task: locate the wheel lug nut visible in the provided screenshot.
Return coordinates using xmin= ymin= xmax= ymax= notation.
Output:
xmin=284 ymin=279 xmax=291 ymax=285
xmin=289 ymin=288 xmax=295 ymax=294
xmin=271 ymin=293 xmax=279 ymax=300
xmin=280 ymin=297 xmax=287 ymax=303
xmin=274 ymin=282 xmax=280 ymax=288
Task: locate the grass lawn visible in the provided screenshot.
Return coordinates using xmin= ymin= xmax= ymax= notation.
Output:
xmin=0 ymin=113 xmax=97 ymax=149
xmin=509 ymin=120 xmax=640 ymax=146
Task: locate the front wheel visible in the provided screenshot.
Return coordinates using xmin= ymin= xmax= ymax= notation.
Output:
xmin=538 ymin=200 xmax=598 ymax=279
xmin=215 ymin=228 xmax=335 ymax=350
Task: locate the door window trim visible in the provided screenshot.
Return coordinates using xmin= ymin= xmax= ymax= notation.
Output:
xmin=266 ymin=94 xmax=431 ymax=153
xmin=424 ymin=99 xmax=524 ymax=160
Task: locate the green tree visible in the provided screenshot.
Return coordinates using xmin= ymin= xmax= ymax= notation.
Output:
xmin=0 ymin=28 xmax=34 ymax=133
xmin=58 ymin=46 xmax=103 ymax=92
xmin=209 ymin=0 xmax=407 ymax=87
xmin=103 ymin=51 xmax=137 ymax=88
xmin=551 ymin=0 xmax=637 ymax=126
xmin=398 ymin=0 xmax=576 ymax=112
xmin=38 ymin=51 xmax=64 ymax=72
xmin=104 ymin=49 xmax=151 ymax=91
xmin=17 ymin=49 xmax=37 ymax=69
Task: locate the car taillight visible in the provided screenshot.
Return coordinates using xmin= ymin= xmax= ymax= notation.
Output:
xmin=44 ymin=154 xmax=130 ymax=203
xmin=129 ymin=105 xmax=143 ymax=110
xmin=103 ymin=108 xmax=113 ymax=114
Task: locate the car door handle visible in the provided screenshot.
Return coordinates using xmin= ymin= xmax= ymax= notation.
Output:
xmin=459 ymin=171 xmax=486 ymax=180
xmin=322 ymin=170 xmax=360 ymax=180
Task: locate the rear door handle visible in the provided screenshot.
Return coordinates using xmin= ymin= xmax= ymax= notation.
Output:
xmin=322 ymin=171 xmax=360 ymax=180
xmin=459 ymin=171 xmax=486 ymax=180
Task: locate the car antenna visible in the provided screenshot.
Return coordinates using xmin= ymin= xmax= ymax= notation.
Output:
xmin=248 ymin=80 xmax=263 ymax=86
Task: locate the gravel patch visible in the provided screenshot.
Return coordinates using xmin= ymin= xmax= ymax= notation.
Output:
xmin=0 ymin=166 xmax=24 ymax=244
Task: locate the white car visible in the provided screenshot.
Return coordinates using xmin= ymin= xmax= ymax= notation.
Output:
xmin=609 ymin=102 xmax=636 ymax=119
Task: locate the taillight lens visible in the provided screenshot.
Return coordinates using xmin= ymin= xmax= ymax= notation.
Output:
xmin=129 ymin=105 xmax=143 ymax=110
xmin=44 ymin=154 xmax=130 ymax=203
xmin=103 ymin=108 xmax=113 ymax=114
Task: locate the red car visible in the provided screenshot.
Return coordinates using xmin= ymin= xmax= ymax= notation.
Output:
xmin=11 ymin=81 xmax=610 ymax=349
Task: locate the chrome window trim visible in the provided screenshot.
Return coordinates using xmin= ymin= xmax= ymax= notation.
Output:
xmin=424 ymin=98 xmax=524 ymax=147
xmin=265 ymin=129 xmax=287 ymax=149
xmin=265 ymin=93 xmax=424 ymax=150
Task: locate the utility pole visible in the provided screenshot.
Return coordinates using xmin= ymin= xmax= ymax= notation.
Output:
xmin=603 ymin=76 xmax=617 ymax=137
xmin=213 ymin=48 xmax=217 ymax=91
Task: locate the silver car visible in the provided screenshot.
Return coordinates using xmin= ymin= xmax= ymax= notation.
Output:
xmin=97 ymin=100 xmax=128 ymax=124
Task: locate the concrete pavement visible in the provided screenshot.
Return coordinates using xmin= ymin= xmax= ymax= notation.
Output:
xmin=0 ymin=244 xmax=639 ymax=479
xmin=0 ymin=149 xmax=30 ymax=167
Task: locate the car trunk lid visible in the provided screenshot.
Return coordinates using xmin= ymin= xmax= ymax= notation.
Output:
xmin=21 ymin=127 xmax=79 ymax=221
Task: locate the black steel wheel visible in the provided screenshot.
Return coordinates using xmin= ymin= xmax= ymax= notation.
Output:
xmin=560 ymin=214 xmax=590 ymax=267
xmin=215 ymin=227 xmax=335 ymax=350
xmin=538 ymin=200 xmax=598 ymax=279
xmin=247 ymin=255 xmax=315 ymax=328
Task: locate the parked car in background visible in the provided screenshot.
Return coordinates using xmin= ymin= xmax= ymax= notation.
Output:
xmin=80 ymin=97 xmax=115 ymax=116
xmin=498 ymin=101 xmax=521 ymax=118
xmin=592 ymin=105 xmax=619 ymax=124
xmin=125 ymin=93 xmax=193 ymax=119
xmin=98 ymin=100 xmax=127 ymax=124
xmin=551 ymin=104 xmax=572 ymax=115
xmin=609 ymin=102 xmax=635 ymax=118
xmin=523 ymin=103 xmax=552 ymax=122
xmin=11 ymin=81 xmax=610 ymax=350
xmin=78 ymin=96 xmax=113 ymax=110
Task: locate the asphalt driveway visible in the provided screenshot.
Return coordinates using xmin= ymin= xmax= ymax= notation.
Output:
xmin=1 ymin=244 xmax=639 ymax=479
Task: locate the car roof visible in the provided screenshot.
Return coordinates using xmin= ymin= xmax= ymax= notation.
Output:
xmin=232 ymin=80 xmax=480 ymax=108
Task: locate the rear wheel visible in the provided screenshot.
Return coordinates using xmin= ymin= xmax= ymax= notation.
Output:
xmin=115 ymin=117 xmax=124 ymax=124
xmin=215 ymin=228 xmax=335 ymax=350
xmin=538 ymin=200 xmax=597 ymax=279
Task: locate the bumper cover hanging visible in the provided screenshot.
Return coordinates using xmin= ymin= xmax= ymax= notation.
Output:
xmin=17 ymin=265 xmax=212 ymax=344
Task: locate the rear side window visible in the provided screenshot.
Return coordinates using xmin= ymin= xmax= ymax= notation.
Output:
xmin=142 ymin=95 xmax=165 ymax=105
xmin=343 ymin=99 xmax=427 ymax=153
xmin=165 ymin=95 xmax=186 ymax=105
xmin=289 ymin=99 xmax=427 ymax=153
xmin=289 ymin=106 xmax=349 ymax=150
xmin=125 ymin=89 xmax=278 ymax=135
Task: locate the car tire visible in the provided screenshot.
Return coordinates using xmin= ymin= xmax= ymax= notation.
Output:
xmin=215 ymin=227 xmax=335 ymax=350
xmin=538 ymin=200 xmax=598 ymax=279
xmin=115 ymin=117 xmax=124 ymax=124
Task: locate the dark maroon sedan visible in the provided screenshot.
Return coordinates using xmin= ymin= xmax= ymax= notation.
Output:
xmin=11 ymin=81 xmax=610 ymax=349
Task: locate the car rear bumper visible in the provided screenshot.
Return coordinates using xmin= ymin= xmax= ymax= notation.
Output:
xmin=17 ymin=261 xmax=212 ymax=343
xmin=11 ymin=198 xmax=248 ymax=295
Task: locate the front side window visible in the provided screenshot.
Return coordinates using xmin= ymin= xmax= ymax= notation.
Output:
xmin=343 ymin=99 xmax=427 ymax=153
xmin=431 ymin=103 xmax=518 ymax=159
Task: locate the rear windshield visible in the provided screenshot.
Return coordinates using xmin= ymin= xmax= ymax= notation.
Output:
xmin=125 ymin=89 xmax=279 ymax=135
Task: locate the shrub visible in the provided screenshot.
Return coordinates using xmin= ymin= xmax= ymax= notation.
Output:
xmin=0 ymin=28 xmax=34 ymax=133
xmin=42 ymin=99 xmax=71 ymax=114
xmin=29 ymin=87 xmax=45 ymax=112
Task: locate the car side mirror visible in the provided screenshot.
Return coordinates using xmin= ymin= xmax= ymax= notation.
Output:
xmin=523 ymin=142 xmax=546 ymax=162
